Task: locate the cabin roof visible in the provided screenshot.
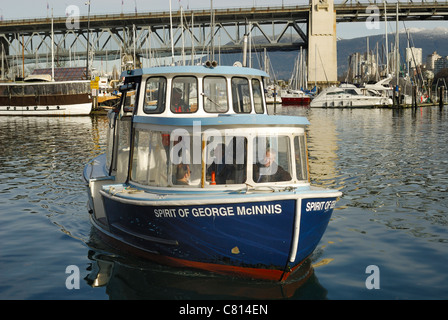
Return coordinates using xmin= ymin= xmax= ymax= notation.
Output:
xmin=132 ymin=114 xmax=309 ymax=127
xmin=122 ymin=65 xmax=270 ymax=78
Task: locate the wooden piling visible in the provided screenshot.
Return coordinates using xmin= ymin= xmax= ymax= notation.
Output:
xmin=439 ymin=86 xmax=444 ymax=108
xmin=412 ymin=86 xmax=417 ymax=108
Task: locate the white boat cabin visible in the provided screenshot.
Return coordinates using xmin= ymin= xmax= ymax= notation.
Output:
xmin=105 ymin=65 xmax=310 ymax=191
xmin=118 ymin=66 xmax=268 ymax=117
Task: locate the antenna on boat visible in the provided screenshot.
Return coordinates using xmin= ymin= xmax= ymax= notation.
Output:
xmin=242 ymin=19 xmax=248 ymax=67
xmin=210 ymin=0 xmax=215 ymax=63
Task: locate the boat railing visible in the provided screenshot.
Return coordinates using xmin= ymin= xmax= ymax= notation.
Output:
xmin=0 ymin=81 xmax=91 ymax=97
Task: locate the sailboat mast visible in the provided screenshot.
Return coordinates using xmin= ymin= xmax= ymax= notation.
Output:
xmin=395 ymin=2 xmax=399 ymax=86
xmin=385 ymin=1 xmax=388 ymax=75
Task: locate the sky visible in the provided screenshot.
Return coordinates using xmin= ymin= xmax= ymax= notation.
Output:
xmin=1 ymin=0 xmax=447 ymax=39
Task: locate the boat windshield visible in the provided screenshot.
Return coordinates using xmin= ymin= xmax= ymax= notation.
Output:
xmin=140 ymin=71 xmax=265 ymax=115
xmin=170 ymin=76 xmax=198 ymax=113
xmin=343 ymin=88 xmax=359 ymax=95
xmin=143 ymin=76 xmax=167 ymax=113
xmin=203 ymin=76 xmax=228 ymax=113
xmin=231 ymin=77 xmax=251 ymax=113
xmin=130 ymin=128 xmax=308 ymax=188
xmin=252 ymin=136 xmax=292 ymax=183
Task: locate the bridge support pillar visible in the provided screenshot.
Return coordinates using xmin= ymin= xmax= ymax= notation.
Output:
xmin=307 ymin=0 xmax=338 ymax=89
xmin=0 ymin=37 xmax=9 ymax=78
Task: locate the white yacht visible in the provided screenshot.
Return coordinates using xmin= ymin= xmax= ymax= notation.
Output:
xmin=310 ymin=83 xmax=392 ymax=108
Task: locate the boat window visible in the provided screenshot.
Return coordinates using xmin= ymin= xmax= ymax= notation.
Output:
xmin=0 ymin=86 xmax=7 ymax=97
xmin=327 ymin=91 xmax=343 ymax=96
xmin=131 ymin=129 xmax=203 ymax=187
xmin=10 ymin=85 xmax=24 ymax=96
xmin=122 ymin=90 xmax=137 ymax=113
xmin=143 ymin=77 xmax=166 ymax=113
xmin=344 ymin=89 xmax=358 ymax=95
xmin=205 ymin=136 xmax=247 ymax=185
xmin=231 ymin=77 xmax=251 ymax=113
xmin=171 ymin=134 xmax=202 ymax=187
xmin=131 ymin=129 xmax=170 ymax=187
xmin=23 ymin=85 xmax=35 ymax=96
xmin=114 ymin=117 xmax=132 ymax=181
xmin=252 ymin=79 xmax=264 ymax=114
xmin=253 ymin=136 xmax=292 ymax=183
xmin=203 ymin=76 xmax=228 ymax=113
xmin=105 ymin=111 xmax=116 ymax=171
xmin=294 ymin=135 xmax=308 ymax=181
xmin=171 ymin=76 xmax=198 ymax=113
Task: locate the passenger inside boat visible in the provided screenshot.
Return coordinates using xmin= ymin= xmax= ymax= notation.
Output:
xmin=206 ymin=143 xmax=227 ymax=184
xmin=205 ymin=137 xmax=247 ymax=185
xmin=171 ymin=87 xmax=190 ymax=113
xmin=253 ymin=148 xmax=291 ymax=183
xmin=175 ymin=164 xmax=191 ymax=185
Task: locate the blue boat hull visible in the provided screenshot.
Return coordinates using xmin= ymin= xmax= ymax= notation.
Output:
xmin=95 ymin=190 xmax=338 ymax=281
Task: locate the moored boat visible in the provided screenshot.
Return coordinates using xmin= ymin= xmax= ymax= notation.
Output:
xmin=0 ymin=76 xmax=92 ymax=116
xmin=83 ymin=64 xmax=342 ymax=281
xmin=310 ymin=83 xmax=392 ymax=108
xmin=280 ymin=89 xmax=311 ymax=105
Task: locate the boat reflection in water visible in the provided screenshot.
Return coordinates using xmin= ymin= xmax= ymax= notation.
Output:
xmin=84 ymin=229 xmax=328 ymax=300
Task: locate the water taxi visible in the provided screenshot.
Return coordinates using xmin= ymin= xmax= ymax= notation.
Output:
xmin=83 ymin=64 xmax=342 ymax=281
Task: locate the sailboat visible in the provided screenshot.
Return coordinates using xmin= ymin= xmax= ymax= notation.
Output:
xmin=281 ymin=49 xmax=311 ymax=105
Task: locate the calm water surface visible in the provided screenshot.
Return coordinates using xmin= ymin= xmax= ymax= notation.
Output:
xmin=1 ymin=106 xmax=447 ymax=300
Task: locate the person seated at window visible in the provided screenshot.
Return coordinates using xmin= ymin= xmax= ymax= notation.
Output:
xmin=253 ymin=148 xmax=291 ymax=183
xmin=175 ymin=164 xmax=191 ymax=185
xmin=171 ymin=87 xmax=190 ymax=113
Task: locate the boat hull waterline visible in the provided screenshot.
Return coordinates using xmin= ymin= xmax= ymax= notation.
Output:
xmin=87 ymin=180 xmax=339 ymax=281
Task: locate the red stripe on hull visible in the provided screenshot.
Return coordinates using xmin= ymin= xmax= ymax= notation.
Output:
xmin=281 ymin=97 xmax=311 ymax=105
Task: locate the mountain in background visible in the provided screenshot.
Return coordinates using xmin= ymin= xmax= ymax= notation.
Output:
xmin=219 ymin=27 xmax=448 ymax=81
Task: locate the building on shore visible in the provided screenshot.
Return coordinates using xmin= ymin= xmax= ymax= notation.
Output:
xmin=426 ymin=51 xmax=441 ymax=71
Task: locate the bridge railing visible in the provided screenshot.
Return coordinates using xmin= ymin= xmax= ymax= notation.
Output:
xmin=0 ymin=5 xmax=311 ymax=26
xmin=336 ymin=0 xmax=448 ymax=4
